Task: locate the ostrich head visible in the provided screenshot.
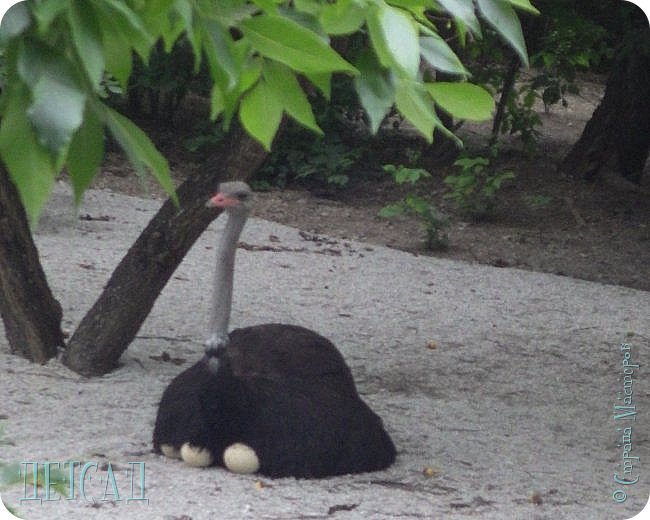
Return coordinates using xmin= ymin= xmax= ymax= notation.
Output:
xmin=206 ymin=181 xmax=254 ymax=215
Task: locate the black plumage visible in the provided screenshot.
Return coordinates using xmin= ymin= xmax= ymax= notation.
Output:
xmin=153 ymin=324 xmax=396 ymax=478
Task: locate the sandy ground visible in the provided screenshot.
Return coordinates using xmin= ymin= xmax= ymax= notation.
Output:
xmin=1 ymin=183 xmax=649 ymax=520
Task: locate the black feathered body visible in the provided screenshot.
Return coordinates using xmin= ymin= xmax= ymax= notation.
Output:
xmin=153 ymin=323 xmax=396 ymax=478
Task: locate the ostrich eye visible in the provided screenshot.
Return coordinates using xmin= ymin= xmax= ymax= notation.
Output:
xmin=236 ymin=192 xmax=249 ymax=201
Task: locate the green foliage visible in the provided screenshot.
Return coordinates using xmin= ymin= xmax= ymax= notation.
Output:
xmin=501 ymin=83 xmax=542 ymax=152
xmin=427 ymin=82 xmax=496 ymax=121
xmin=240 ymin=14 xmax=357 ymax=76
xmin=127 ymin=38 xmax=207 ymax=120
xmin=183 ymin=121 xmax=227 ymax=153
xmin=0 ymin=0 xmax=532 ymax=221
xmin=255 ymin=72 xmax=368 ymax=188
xmin=467 ymin=2 xmax=613 ymax=152
xmin=528 ymin=11 xmax=610 ymax=111
xmin=475 ymin=0 xmax=536 ymax=65
xmin=444 ymin=152 xmax=515 ymax=220
xmin=382 ymin=163 xmax=430 ymax=185
xmin=0 ymin=1 xmax=176 ymax=221
xmin=419 ymin=34 xmax=470 ymax=77
xmin=258 ymin=128 xmax=363 ymax=188
xmin=379 ymin=164 xmax=450 ymax=250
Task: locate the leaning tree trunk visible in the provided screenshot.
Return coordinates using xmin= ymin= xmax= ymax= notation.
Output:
xmin=560 ymin=26 xmax=650 ymax=183
xmin=0 ymin=164 xmax=65 ymax=362
xmin=63 ymin=124 xmax=267 ymax=376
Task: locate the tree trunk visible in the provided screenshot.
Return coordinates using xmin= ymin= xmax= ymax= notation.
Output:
xmin=490 ymin=54 xmax=520 ymax=146
xmin=63 ymin=124 xmax=267 ymax=376
xmin=0 ymin=164 xmax=65 ymax=362
xmin=560 ymin=27 xmax=650 ymax=183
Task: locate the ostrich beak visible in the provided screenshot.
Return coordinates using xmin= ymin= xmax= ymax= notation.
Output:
xmin=206 ymin=193 xmax=239 ymax=209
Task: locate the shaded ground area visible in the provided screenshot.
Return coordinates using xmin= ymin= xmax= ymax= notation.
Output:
xmin=90 ymin=77 xmax=650 ymax=292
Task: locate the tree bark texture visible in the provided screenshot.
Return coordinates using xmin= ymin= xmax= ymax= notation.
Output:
xmin=561 ymin=27 xmax=650 ymax=183
xmin=0 ymin=164 xmax=65 ymax=362
xmin=63 ymin=124 xmax=267 ymax=376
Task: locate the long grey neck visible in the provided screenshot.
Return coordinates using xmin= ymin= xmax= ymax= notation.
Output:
xmin=205 ymin=209 xmax=248 ymax=361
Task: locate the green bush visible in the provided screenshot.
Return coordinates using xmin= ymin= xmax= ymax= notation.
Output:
xmin=444 ymin=154 xmax=515 ymax=220
xmin=529 ymin=8 xmax=611 ymax=111
xmin=379 ymin=164 xmax=450 ymax=250
xmin=466 ymin=5 xmax=612 ymax=152
xmin=257 ymin=130 xmax=364 ymax=188
xmin=255 ymin=75 xmax=368 ymax=189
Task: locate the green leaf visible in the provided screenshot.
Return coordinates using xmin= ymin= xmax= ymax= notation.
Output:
xmin=93 ymin=0 xmax=155 ymax=63
xmin=319 ymin=0 xmax=366 ymax=35
xmin=202 ymin=19 xmax=243 ymax=125
xmin=353 ymin=49 xmax=395 ymax=134
xmin=488 ymin=170 xmax=514 ymax=189
xmin=476 ymin=0 xmax=528 ymax=66
xmin=366 ymin=4 xmax=420 ymax=78
xmin=239 ymin=56 xmax=263 ymax=94
xmin=17 ymin=41 xmax=87 ymax=155
xmin=140 ymin=0 xmax=178 ymax=42
xmin=419 ymin=35 xmax=469 ymax=76
xmin=67 ymin=105 xmax=105 ymax=205
xmin=29 ymin=76 xmax=87 ymax=155
xmin=68 ymin=0 xmax=105 ymax=89
xmin=278 ymin=5 xmax=326 ymax=37
xmin=394 ymin=80 xmax=436 ymax=143
xmin=240 ymin=14 xmax=357 ymax=76
xmin=172 ymin=0 xmax=200 ymax=67
xmin=0 ymin=84 xmax=56 ymax=223
xmin=210 ymin=84 xmax=225 ymax=121
xmin=251 ymin=0 xmax=279 ymax=14
xmin=379 ymin=203 xmax=405 ymax=217
xmin=16 ymin=38 xmax=51 ymax=86
xmin=30 ymin=0 xmax=67 ymax=33
xmin=294 ymin=0 xmax=322 ymax=16
xmin=100 ymin=29 xmax=132 ymax=89
xmin=93 ymin=3 xmax=141 ymax=88
xmin=394 ymin=167 xmax=430 ymax=184
xmin=99 ymin=104 xmax=177 ymax=204
xmin=0 ymin=1 xmax=31 ymax=44
xmin=212 ymin=2 xmax=258 ymax=26
xmin=239 ymin=78 xmax=284 ymax=151
xmin=204 ymin=20 xmax=239 ymax=93
xmin=223 ymin=40 xmax=257 ymax=126
xmin=507 ymin=0 xmax=539 ymax=14
xmin=454 ymin=156 xmax=489 ymax=170
xmin=436 ymin=0 xmax=481 ymax=35
xmin=264 ymin=61 xmax=322 ymax=134
xmin=386 ymin=0 xmax=436 ymax=8
xmin=426 ymin=82 xmax=494 ymax=121
xmin=405 ymin=193 xmax=429 ymax=213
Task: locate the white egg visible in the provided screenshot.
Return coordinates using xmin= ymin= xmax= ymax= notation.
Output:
xmin=160 ymin=444 xmax=181 ymax=459
xmin=223 ymin=443 xmax=260 ymax=474
xmin=180 ymin=443 xmax=214 ymax=467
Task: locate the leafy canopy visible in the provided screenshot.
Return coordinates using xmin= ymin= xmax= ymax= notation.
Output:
xmin=0 ymin=0 xmax=536 ymax=221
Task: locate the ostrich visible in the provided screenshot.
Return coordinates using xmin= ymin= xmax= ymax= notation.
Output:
xmin=153 ymin=181 xmax=395 ymax=478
